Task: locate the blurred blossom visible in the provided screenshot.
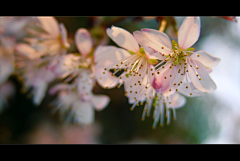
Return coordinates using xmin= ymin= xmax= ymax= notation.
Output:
xmin=14 ymin=17 xmax=70 ymax=105
xmin=48 ymin=28 xmax=111 ymax=125
xmin=0 ymin=36 xmax=15 ymax=85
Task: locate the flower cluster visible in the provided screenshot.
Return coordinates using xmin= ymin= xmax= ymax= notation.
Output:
xmin=0 ymin=17 xmax=221 ymax=128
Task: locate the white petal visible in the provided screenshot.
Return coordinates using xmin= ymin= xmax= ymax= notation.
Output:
xmin=33 ymin=80 xmax=47 ymax=105
xmin=190 ymin=50 xmax=221 ymax=68
xmin=49 ymin=83 xmax=74 ymax=95
xmin=90 ymin=94 xmax=110 ymax=111
xmin=133 ymin=30 xmax=172 ymax=55
xmin=140 ymin=28 xmax=172 ymax=50
xmin=178 ymin=83 xmax=202 ymax=97
xmin=75 ymin=28 xmax=93 ymax=56
xmin=59 ymin=23 xmax=70 ymax=48
xmin=37 ymin=17 xmax=60 ymax=38
xmin=77 ymin=69 xmax=95 ymax=101
xmin=74 ymin=101 xmax=94 ymax=125
xmin=142 ymin=45 xmax=166 ymax=60
xmin=15 ymin=43 xmax=40 ymax=59
xmin=169 ymin=92 xmax=186 ymax=109
xmin=106 ymin=26 xmax=139 ymax=52
xmin=178 ymin=17 xmax=201 ymax=49
xmin=188 ymin=60 xmax=217 ymax=93
xmin=94 ymin=67 xmax=118 ymax=89
xmin=95 ymin=46 xmax=131 ymax=68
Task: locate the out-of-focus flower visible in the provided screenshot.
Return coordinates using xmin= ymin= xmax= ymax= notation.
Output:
xmin=0 ymin=17 xmax=30 ymax=39
xmin=133 ymin=17 xmax=221 ymax=96
xmin=48 ymin=28 xmax=111 ymax=125
xmin=0 ymin=81 xmax=15 ymax=113
xmin=14 ymin=17 xmax=70 ymax=105
xmin=49 ymin=81 xmax=109 ymax=125
xmin=18 ymin=17 xmax=70 ymax=58
xmin=0 ymin=36 xmax=15 ymax=85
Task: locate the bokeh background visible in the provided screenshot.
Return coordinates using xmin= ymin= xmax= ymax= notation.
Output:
xmin=0 ymin=16 xmax=239 ymax=144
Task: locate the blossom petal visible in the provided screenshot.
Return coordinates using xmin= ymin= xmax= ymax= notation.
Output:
xmin=133 ymin=30 xmax=172 ymax=55
xmin=178 ymin=17 xmax=201 ymax=49
xmin=59 ymin=23 xmax=70 ymax=49
xmin=49 ymin=83 xmax=74 ymax=95
xmin=94 ymin=67 xmax=118 ymax=89
xmin=106 ymin=26 xmax=139 ymax=52
xmin=15 ymin=43 xmax=40 ymax=59
xmin=153 ymin=61 xmax=184 ymax=95
xmin=77 ymin=69 xmax=95 ymax=101
xmin=140 ymin=28 xmax=172 ymax=50
xmin=190 ymin=50 xmax=221 ymax=68
xmin=74 ymin=101 xmax=94 ymax=125
xmin=178 ymin=83 xmax=202 ymax=97
xmin=32 ymin=80 xmax=47 ymax=105
xmin=169 ymin=92 xmax=186 ymax=109
xmin=142 ymin=45 xmax=166 ymax=60
xmin=75 ymin=28 xmax=93 ymax=56
xmin=37 ymin=17 xmax=59 ymax=38
xmin=95 ymin=46 xmax=131 ymax=68
xmin=90 ymin=94 xmax=110 ymax=111
xmin=188 ymin=59 xmax=217 ymax=93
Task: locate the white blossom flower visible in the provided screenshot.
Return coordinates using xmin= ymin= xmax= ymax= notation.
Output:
xmin=0 ymin=17 xmax=30 ymax=39
xmin=94 ymin=26 xmax=165 ymax=92
xmin=133 ymin=17 xmax=221 ymax=96
xmin=49 ymin=80 xmax=110 ymax=125
xmin=14 ymin=17 xmax=70 ymax=105
xmin=0 ymin=36 xmax=16 ymax=85
xmin=50 ymin=28 xmax=119 ymax=92
xmin=18 ymin=57 xmax=56 ymax=105
xmin=19 ymin=17 xmax=70 ymax=57
xmin=124 ymin=73 xmax=187 ymax=128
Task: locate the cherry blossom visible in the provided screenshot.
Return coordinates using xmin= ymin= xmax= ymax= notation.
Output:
xmin=133 ymin=17 xmax=221 ymax=95
xmin=14 ymin=17 xmax=70 ymax=105
xmin=94 ymin=26 xmax=165 ymax=93
xmin=49 ymin=76 xmax=110 ymax=125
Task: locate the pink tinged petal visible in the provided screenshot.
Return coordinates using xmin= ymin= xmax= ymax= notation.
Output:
xmin=33 ymin=80 xmax=47 ymax=105
xmin=178 ymin=17 xmax=201 ymax=49
xmin=95 ymin=67 xmax=118 ymax=89
xmin=141 ymin=28 xmax=172 ymax=50
xmin=37 ymin=17 xmax=60 ymax=38
xmin=133 ymin=30 xmax=172 ymax=55
xmin=49 ymin=83 xmax=74 ymax=95
xmin=90 ymin=94 xmax=110 ymax=111
xmin=190 ymin=50 xmax=221 ymax=68
xmin=15 ymin=43 xmax=40 ymax=59
xmin=59 ymin=23 xmax=70 ymax=48
xmin=169 ymin=92 xmax=186 ymax=109
xmin=106 ymin=26 xmax=139 ymax=52
xmin=188 ymin=60 xmax=217 ymax=93
xmin=75 ymin=28 xmax=93 ymax=56
xmin=95 ymin=46 xmax=131 ymax=68
xmin=178 ymin=82 xmax=202 ymax=97
xmin=74 ymin=101 xmax=94 ymax=125
xmin=153 ymin=62 xmax=183 ymax=95
xmin=142 ymin=45 xmax=166 ymax=60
